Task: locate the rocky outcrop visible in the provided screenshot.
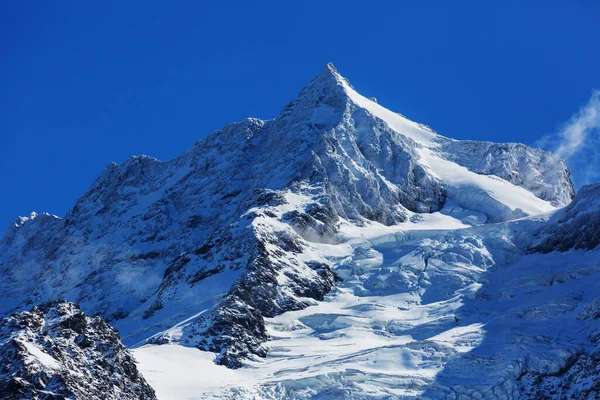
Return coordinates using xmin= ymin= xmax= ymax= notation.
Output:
xmin=149 ymin=209 xmax=338 ymax=368
xmin=518 ymin=349 xmax=600 ymax=399
xmin=0 ymin=301 xmax=156 ymax=399
xmin=518 ymin=325 xmax=600 ymax=399
xmin=533 ymin=183 xmax=600 ymax=253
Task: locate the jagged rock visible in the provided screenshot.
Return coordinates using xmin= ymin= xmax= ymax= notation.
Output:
xmin=0 ymin=301 xmax=156 ymax=400
xmin=155 ymin=216 xmax=338 ymax=367
xmin=533 ymin=183 xmax=600 ymax=253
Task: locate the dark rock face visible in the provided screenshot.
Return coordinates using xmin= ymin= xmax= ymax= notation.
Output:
xmin=533 ymin=183 xmax=600 ymax=253
xmin=282 ymin=203 xmax=338 ymax=243
xmin=0 ymin=301 xmax=156 ymax=400
xmin=194 ymin=299 xmax=269 ymax=369
xmin=160 ymin=214 xmax=338 ymax=368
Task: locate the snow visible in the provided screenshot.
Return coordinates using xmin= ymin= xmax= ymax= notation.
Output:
xmin=340 ymin=76 xmax=440 ymax=148
xmin=20 ymin=340 xmax=61 ymax=371
xmin=338 ymin=212 xmax=470 ymax=242
xmin=133 ymin=309 xmax=209 ymax=348
xmin=134 ymin=345 xmax=255 ymax=399
xmin=418 ymin=148 xmax=556 ymax=216
xmin=134 ymin=213 xmax=600 ymax=398
xmin=338 ymin=70 xmax=558 ymax=220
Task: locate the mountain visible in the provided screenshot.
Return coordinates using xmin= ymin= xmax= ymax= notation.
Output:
xmin=2 ymin=64 xmax=595 ymax=399
xmin=0 ymin=300 xmax=156 ymax=399
xmin=533 ymin=183 xmax=600 ymax=253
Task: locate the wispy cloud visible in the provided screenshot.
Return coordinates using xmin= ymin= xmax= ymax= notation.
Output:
xmin=538 ymin=90 xmax=600 ymax=188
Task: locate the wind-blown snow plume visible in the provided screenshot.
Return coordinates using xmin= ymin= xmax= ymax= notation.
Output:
xmin=540 ymin=90 xmax=600 ymax=188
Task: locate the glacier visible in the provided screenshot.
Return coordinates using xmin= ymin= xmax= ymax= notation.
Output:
xmin=2 ymin=63 xmax=599 ymax=399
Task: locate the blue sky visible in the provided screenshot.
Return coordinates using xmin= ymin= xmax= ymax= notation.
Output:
xmin=1 ymin=1 xmax=599 ymax=229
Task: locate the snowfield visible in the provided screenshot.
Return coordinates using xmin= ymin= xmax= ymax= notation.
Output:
xmin=133 ymin=207 xmax=600 ymax=398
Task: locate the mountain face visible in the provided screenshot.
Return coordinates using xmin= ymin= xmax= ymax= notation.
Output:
xmin=2 ymin=64 xmax=593 ymax=399
xmin=0 ymin=301 xmax=156 ymax=399
xmin=533 ymin=183 xmax=600 ymax=253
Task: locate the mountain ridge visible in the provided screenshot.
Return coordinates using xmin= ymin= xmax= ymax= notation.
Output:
xmin=0 ymin=63 xmax=574 ymax=343
xmin=2 ymin=64 xmax=594 ymax=399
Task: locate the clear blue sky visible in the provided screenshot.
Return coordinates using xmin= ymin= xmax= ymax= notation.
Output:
xmin=1 ymin=1 xmax=599 ymax=230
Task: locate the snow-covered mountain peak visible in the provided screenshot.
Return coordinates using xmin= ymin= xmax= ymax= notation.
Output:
xmin=276 ymin=63 xmax=350 ymax=127
xmin=1 ymin=212 xmax=61 ymax=254
xmin=0 ymin=65 xmax=585 ymax=398
xmin=280 ymin=62 xmax=440 ymax=148
xmin=304 ymin=62 xmax=351 ymax=92
xmin=11 ymin=211 xmax=49 ymax=229
xmin=12 ymin=213 xmax=36 ymax=228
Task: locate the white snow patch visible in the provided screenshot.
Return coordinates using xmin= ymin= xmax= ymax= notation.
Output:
xmin=133 ymin=344 xmax=257 ymax=399
xmin=20 ymin=340 xmax=61 ymax=371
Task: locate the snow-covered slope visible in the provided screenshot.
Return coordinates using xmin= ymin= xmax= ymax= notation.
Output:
xmin=135 ymin=188 xmax=600 ymax=399
xmin=0 ymin=64 xmax=586 ymax=398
